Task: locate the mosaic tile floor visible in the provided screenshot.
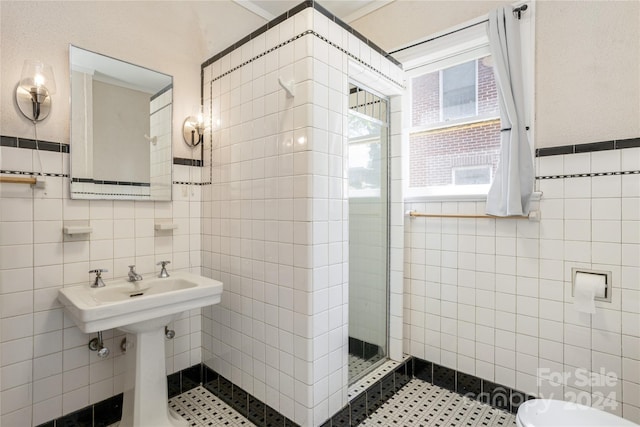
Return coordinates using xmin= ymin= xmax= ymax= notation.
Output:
xmin=158 ymin=377 xmax=515 ymax=427
xmin=360 ymin=379 xmax=516 ymax=427
xmin=169 ymin=386 xmax=257 ymax=426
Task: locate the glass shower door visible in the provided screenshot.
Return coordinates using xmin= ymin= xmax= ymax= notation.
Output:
xmin=348 ymin=84 xmax=389 ymax=383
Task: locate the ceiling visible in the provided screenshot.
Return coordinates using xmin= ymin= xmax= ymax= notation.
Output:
xmin=233 ymin=0 xmax=393 ymax=23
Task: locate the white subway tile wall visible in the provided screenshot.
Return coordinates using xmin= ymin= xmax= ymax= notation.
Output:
xmin=200 ymin=7 xmax=404 ymax=427
xmin=0 ymin=145 xmax=204 ymax=426
xmin=404 ymin=147 xmax=640 ymax=423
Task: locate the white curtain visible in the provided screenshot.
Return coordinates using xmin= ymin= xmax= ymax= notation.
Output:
xmin=485 ymin=6 xmax=533 ymax=216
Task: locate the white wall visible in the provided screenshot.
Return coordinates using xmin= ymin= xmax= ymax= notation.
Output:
xmin=352 ymin=0 xmax=640 ymax=149
xmin=0 ymin=1 xmax=264 ymax=159
xmin=350 ymin=0 xmax=511 ymax=53
xmin=534 ymin=1 xmax=640 ymax=147
xmin=0 ymin=2 xmax=214 ymax=425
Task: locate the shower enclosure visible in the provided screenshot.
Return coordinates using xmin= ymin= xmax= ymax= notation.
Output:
xmin=347 ymin=84 xmax=390 ymax=383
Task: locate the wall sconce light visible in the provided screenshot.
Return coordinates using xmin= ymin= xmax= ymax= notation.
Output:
xmin=182 ymin=107 xmax=204 ymax=148
xmin=15 ymin=60 xmax=56 ymax=122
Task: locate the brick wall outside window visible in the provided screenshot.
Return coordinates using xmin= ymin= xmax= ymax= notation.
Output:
xmin=409 ymin=57 xmax=501 ymax=189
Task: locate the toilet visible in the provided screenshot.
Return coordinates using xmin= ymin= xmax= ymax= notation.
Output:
xmin=516 ymin=399 xmax=640 ymax=427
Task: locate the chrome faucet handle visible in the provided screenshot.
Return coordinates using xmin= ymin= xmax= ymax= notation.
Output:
xmin=89 ymin=269 xmax=108 ymax=288
xmin=127 ymin=265 xmax=143 ymax=282
xmin=156 ymin=261 xmax=170 ymax=278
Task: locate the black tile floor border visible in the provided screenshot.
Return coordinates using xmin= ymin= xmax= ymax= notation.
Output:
xmin=202 ymin=364 xmax=300 ymax=427
xmin=37 ymin=364 xmax=202 ymax=427
xmin=321 ymin=358 xmax=414 ymax=427
xmin=38 ymin=357 xmax=532 ymax=427
xmin=323 ymin=356 xmax=534 ymax=427
xmin=412 ymin=357 xmax=536 ymax=415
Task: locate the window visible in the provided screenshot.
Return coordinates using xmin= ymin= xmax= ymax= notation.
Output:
xmin=399 ymin=14 xmax=533 ymax=199
xmin=408 ymin=54 xmax=500 ymax=197
xmin=453 ymin=165 xmax=491 ymax=185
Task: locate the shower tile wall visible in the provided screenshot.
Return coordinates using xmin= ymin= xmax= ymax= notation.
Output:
xmin=200 ymin=7 xmax=403 ymax=426
xmin=403 ymin=146 xmax=640 ymax=423
xmin=0 ymin=144 xmax=205 ymax=426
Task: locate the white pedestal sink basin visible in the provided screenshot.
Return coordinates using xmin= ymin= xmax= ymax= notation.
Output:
xmin=58 ymin=271 xmax=223 ymax=427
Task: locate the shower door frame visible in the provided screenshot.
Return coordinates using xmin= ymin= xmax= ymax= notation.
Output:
xmin=347 ymin=81 xmax=391 ymax=385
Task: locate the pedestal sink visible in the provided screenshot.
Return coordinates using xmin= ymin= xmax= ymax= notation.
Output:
xmin=58 ymin=271 xmax=223 ymax=427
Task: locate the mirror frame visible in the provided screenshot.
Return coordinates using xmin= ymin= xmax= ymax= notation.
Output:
xmin=69 ymin=44 xmax=173 ymax=201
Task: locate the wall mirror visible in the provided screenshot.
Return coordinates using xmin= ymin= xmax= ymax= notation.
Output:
xmin=69 ymin=45 xmax=173 ymax=200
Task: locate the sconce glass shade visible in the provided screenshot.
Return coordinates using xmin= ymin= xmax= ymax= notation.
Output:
xmin=16 ymin=60 xmax=56 ymax=122
xmin=182 ymin=108 xmax=205 ymax=148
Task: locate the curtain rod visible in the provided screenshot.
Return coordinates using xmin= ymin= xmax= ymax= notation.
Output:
xmin=389 ymin=4 xmax=528 ymax=55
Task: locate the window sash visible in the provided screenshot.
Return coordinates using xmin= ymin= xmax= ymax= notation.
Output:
xmin=439 ymin=60 xmax=478 ymax=122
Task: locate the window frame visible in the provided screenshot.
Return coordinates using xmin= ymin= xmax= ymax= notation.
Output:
xmin=398 ymin=5 xmax=534 ymax=201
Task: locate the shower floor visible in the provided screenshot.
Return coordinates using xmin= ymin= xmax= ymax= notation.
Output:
xmin=349 ymin=353 xmax=385 ymax=381
xmin=155 ymin=377 xmax=516 ymax=427
xmin=361 ymin=379 xmax=516 ymax=426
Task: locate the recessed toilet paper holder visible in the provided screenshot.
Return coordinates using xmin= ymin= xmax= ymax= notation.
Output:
xmin=571 ymin=268 xmax=612 ymax=303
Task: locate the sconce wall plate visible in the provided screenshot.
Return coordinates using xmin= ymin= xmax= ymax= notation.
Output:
xmin=182 ymin=115 xmax=203 ymax=148
xmin=16 ymin=85 xmax=52 ymax=122
xmin=15 ymin=60 xmax=56 ymax=122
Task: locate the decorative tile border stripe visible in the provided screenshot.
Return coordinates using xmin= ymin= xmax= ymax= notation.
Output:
xmin=537 ymin=170 xmax=640 ymax=180
xmin=202 ymin=364 xmax=299 ymax=426
xmin=207 ymin=29 xmax=403 ymax=91
xmin=312 ymin=1 xmax=399 ymax=67
xmin=208 ymin=30 xmax=312 ymax=82
xmin=173 ymin=180 xmax=211 ymax=186
xmin=202 ymin=1 xmax=401 ymax=70
xmin=1 ymin=136 xmax=205 ymax=170
xmin=1 ymin=135 xmax=69 ymax=153
xmin=536 ymin=137 xmax=640 ymax=157
xmin=71 ymin=177 xmax=150 ymax=187
xmin=1 ymin=169 xmax=68 ymax=178
xmin=312 ymin=31 xmax=404 ymax=89
xmin=70 ymin=191 xmax=152 ymax=198
xmin=174 ymin=157 xmax=203 ymax=167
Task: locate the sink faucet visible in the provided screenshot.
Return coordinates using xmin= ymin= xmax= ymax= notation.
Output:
xmin=127 ymin=265 xmax=143 ymax=282
xmin=89 ymin=269 xmax=108 ymax=288
xmin=157 ymin=261 xmax=171 ymax=278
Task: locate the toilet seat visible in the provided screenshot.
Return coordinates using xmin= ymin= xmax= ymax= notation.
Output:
xmin=516 ymin=399 xmax=639 ymax=427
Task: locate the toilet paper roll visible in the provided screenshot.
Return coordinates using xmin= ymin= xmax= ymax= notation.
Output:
xmin=573 ymin=272 xmax=606 ymax=314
